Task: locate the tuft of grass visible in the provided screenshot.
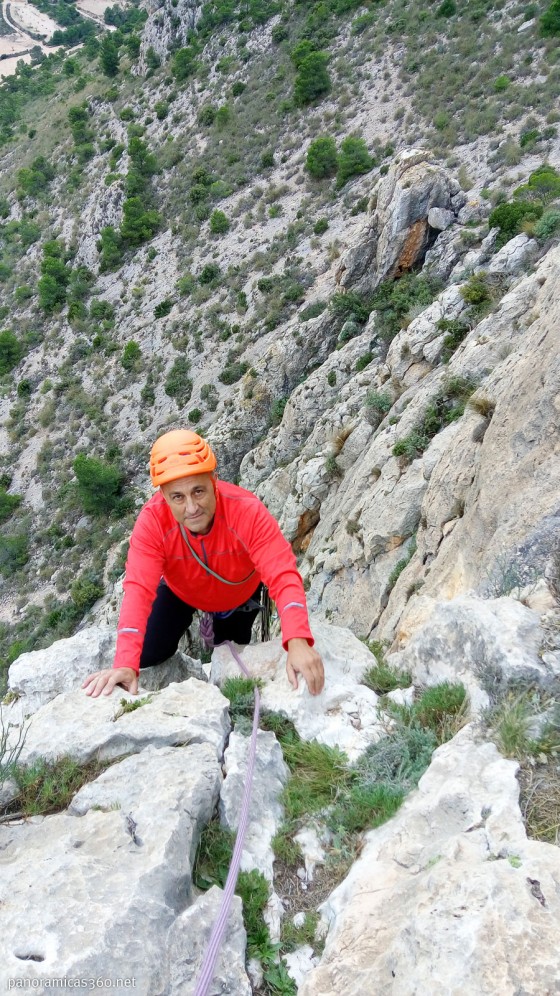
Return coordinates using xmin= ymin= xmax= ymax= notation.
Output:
xmin=8 ymin=756 xmax=108 ymax=816
xmin=362 ymin=659 xmax=412 ymax=695
xmin=272 ymin=825 xmax=304 ymax=866
xmin=281 ymin=739 xmax=352 ymax=820
xmin=280 ymin=911 xmax=320 ymax=953
xmin=327 ymin=782 xmax=405 ymax=834
xmin=237 ymin=868 xmax=271 ymax=958
xmin=222 ymin=676 xmax=262 ymax=733
xmin=193 ymin=817 xmax=234 ymax=890
xmin=412 ymin=682 xmax=468 ymax=743
xmin=487 ymin=692 xmax=541 ymax=759
xmin=467 ymin=395 xmax=496 ymax=418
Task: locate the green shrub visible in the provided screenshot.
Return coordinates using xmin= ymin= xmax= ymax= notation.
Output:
xmin=488 ymin=200 xmax=543 ymax=244
xmin=154 ymin=100 xmax=168 ymax=120
xmin=172 ymin=46 xmax=197 ymax=81
xmin=514 ymin=164 xmax=560 ymax=205
xmin=534 ymin=209 xmax=560 ymax=239
xmin=300 ymin=300 xmax=327 ymax=321
xmin=460 ymin=273 xmax=492 ymax=307
xmin=100 ymin=34 xmax=120 ymax=77
xmin=176 ymin=274 xmax=195 ymax=296
xmin=199 ymin=263 xmax=221 ymax=285
xmin=393 ymin=377 xmax=476 ymax=461
xmin=436 ymin=0 xmax=456 ymax=15
xmin=260 ymin=150 xmax=275 ymax=168
xmin=541 ymin=0 xmax=560 ymax=36
xmin=336 ymin=136 xmax=374 ymax=189
xmin=306 ymin=136 xmax=338 ymax=179
xmin=121 ymin=340 xmax=141 ymax=370
xmin=0 ymin=329 xmax=23 ymax=374
xmin=331 ymin=290 xmax=372 ymax=325
xmin=270 ymin=396 xmax=288 ymax=426
xmin=294 ymin=51 xmax=331 ymax=106
xmin=73 ymin=453 xmax=125 ymax=516
xmin=98 ymin=226 xmax=124 ymax=272
xmin=231 ymin=80 xmax=246 ymax=96
xmin=164 ymin=356 xmax=192 ymax=404
xmin=355 ymin=351 xmax=373 ymax=371
xmin=437 ymin=318 xmax=470 ymax=362
xmin=154 ymin=300 xmax=173 ymax=319
xmin=219 ymin=361 xmax=249 ymax=385
xmin=370 ymin=273 xmax=443 ymax=342
xmin=210 ymin=209 xmax=230 ymax=234
xmin=188 ymin=407 xmax=202 ymax=424
xmin=327 ymin=370 xmax=336 ymax=387
xmin=70 ymin=572 xmax=104 ymax=611
xmin=0 ymin=534 xmax=29 ymax=576
xmin=121 ymin=197 xmax=160 ymax=247
xmin=0 ymin=489 xmax=21 ymax=524
xmin=313 ymin=217 xmax=329 ymax=234
xmin=365 ymin=389 xmax=391 ymax=415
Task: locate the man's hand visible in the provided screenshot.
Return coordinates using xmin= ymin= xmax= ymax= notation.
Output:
xmin=286 ymin=638 xmax=324 ymax=696
xmin=82 ymin=667 xmax=139 ymax=698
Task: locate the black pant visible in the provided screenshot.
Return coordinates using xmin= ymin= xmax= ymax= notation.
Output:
xmin=139 ymin=581 xmax=262 ymax=668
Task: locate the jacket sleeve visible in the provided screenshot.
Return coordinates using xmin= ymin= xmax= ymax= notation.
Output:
xmin=241 ymin=499 xmax=314 ymax=649
xmin=113 ymin=508 xmax=166 ymax=673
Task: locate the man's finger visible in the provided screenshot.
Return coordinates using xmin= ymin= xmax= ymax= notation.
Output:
xmin=286 ymin=660 xmax=299 ymax=690
xmin=82 ymin=671 xmax=101 ymax=689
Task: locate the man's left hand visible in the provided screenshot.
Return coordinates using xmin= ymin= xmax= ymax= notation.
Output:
xmin=286 ymin=638 xmax=325 ymax=696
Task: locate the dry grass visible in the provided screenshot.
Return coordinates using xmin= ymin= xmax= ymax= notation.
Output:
xmin=519 ymin=764 xmax=560 ymax=846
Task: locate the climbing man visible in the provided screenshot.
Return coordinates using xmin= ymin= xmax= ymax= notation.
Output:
xmin=83 ymin=429 xmax=325 ymax=698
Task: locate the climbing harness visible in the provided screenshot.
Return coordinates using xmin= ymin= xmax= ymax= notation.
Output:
xmin=193 ymin=624 xmax=261 ymax=996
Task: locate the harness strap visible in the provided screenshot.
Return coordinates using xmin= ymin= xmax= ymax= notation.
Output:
xmin=179 ymin=523 xmax=256 ymax=587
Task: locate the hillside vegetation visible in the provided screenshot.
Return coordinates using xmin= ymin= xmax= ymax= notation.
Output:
xmin=1 ymin=0 xmax=560 ymax=686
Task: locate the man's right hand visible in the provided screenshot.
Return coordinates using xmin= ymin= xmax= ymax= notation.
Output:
xmin=82 ymin=667 xmax=139 ymax=698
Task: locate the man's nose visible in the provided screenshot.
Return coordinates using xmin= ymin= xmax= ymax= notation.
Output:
xmin=184 ymin=496 xmax=198 ymax=514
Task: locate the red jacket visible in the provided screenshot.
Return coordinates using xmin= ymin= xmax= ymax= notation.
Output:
xmin=114 ymin=480 xmax=313 ymax=673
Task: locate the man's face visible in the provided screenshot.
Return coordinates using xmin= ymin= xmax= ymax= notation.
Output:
xmin=161 ymin=473 xmax=217 ymax=535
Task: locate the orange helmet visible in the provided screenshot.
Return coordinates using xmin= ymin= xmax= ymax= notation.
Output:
xmin=150 ymin=430 xmax=217 ymax=487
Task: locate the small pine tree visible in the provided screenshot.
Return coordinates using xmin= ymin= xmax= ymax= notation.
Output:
xmin=294 ymin=52 xmax=331 ymax=106
xmin=100 ymin=35 xmax=120 ymax=77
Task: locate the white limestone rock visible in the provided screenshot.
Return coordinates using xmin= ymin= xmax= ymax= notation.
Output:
xmin=12 ymin=678 xmax=230 ymax=765
xmin=164 ymin=887 xmax=251 ymax=996
xmin=8 ymin=626 xmax=116 ymax=716
xmin=210 ymin=622 xmax=384 ymax=761
xmin=219 ymin=730 xmax=289 ymax=882
xmin=0 ymin=743 xmax=222 ymax=994
xmin=487 ymin=233 xmax=536 ymax=275
xmin=427 ymin=207 xmax=455 ymax=231
xmin=387 ymin=594 xmax=548 ymax=712
xmin=300 ymin=726 xmax=560 ymax=996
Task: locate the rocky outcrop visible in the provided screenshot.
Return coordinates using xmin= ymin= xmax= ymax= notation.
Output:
xmin=335 ymin=149 xmax=467 ymax=294
xmin=138 ymin=0 xmax=202 ymax=72
xmin=210 ymin=621 xmax=385 ymax=760
xmin=243 ymin=241 xmax=560 ymax=642
xmin=0 ymin=743 xmax=227 ymax=993
xmin=386 ymin=594 xmax=556 ymax=712
xmin=8 ymin=626 xmax=116 ymax=716
xmin=13 ymin=678 xmax=230 ymax=764
xmin=300 ymin=725 xmax=560 ymax=996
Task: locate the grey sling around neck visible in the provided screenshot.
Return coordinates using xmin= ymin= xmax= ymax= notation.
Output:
xmin=179 ymin=523 xmax=256 ymax=586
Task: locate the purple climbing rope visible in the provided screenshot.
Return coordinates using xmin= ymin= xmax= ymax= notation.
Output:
xmin=193 ymin=617 xmax=261 ymax=996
